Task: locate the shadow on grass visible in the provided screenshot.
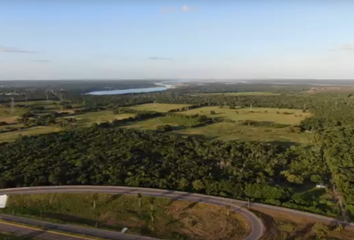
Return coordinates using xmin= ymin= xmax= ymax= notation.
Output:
xmin=250 ymin=209 xmax=282 ymax=240
xmin=181 ymin=201 xmax=199 ymax=211
xmin=105 ymin=194 xmax=123 ymax=204
xmin=287 ymin=223 xmax=313 ymax=240
xmin=268 ymin=141 xmax=302 ymax=147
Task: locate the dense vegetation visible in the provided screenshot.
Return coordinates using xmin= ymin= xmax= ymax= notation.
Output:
xmin=0 ymin=127 xmax=339 ymax=217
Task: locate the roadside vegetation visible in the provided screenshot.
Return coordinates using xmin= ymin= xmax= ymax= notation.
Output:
xmin=0 ymin=233 xmax=37 ymax=240
xmin=1 ymin=193 xmax=250 ymax=240
xmin=253 ymin=207 xmax=354 ymax=240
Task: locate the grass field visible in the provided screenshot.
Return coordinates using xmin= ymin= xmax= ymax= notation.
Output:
xmin=0 ymin=110 xmax=134 ymax=142
xmin=126 ymin=103 xmax=191 ymax=112
xmin=71 ymin=111 xmax=134 ymax=127
xmin=0 ymin=100 xmax=63 ymax=124
xmin=177 ymin=122 xmax=311 ymax=144
xmin=195 ymin=92 xmax=280 ymax=96
xmin=0 ymin=193 xmax=250 ymax=240
xmin=120 ymin=105 xmax=311 ymax=144
xmin=181 ymin=107 xmax=311 ymax=125
xmin=0 ymin=107 xmax=27 ymax=123
xmin=0 ymin=126 xmax=61 ymax=143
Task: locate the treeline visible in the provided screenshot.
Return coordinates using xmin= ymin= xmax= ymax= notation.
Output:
xmin=76 ymin=91 xmax=350 ymax=113
xmin=167 ymin=104 xmax=207 ymax=113
xmin=0 ymin=127 xmax=339 ymax=217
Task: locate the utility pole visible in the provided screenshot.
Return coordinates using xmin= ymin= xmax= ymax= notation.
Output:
xmin=46 ymin=90 xmax=50 ymax=103
xmin=10 ymin=98 xmax=15 ymax=114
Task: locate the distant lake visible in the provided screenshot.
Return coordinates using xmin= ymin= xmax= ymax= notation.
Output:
xmin=87 ymin=86 xmax=167 ymax=95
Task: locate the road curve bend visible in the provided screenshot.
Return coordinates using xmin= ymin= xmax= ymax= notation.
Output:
xmin=0 ymin=186 xmax=264 ymax=240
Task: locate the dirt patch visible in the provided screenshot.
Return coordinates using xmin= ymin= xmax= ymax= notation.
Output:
xmin=56 ymin=109 xmax=75 ymax=114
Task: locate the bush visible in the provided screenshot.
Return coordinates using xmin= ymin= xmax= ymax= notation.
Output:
xmin=310 ymin=174 xmax=322 ymax=183
xmin=156 ymin=124 xmax=173 ymax=132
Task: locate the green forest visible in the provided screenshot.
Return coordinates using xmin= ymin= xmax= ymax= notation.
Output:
xmin=2 ymin=82 xmax=354 ymax=223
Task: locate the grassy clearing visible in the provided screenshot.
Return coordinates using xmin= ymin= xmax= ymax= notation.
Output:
xmin=126 ymin=103 xmax=191 ymax=112
xmin=0 ymin=110 xmax=134 ymax=142
xmin=70 ymin=111 xmax=134 ymax=127
xmin=177 ymin=122 xmax=311 ymax=144
xmin=195 ymin=92 xmax=280 ymax=96
xmin=0 ymin=126 xmax=61 ymax=143
xmin=0 ymin=107 xmax=27 ymax=123
xmin=181 ymin=107 xmax=311 ymax=125
xmin=0 ymin=193 xmax=250 ymax=240
xmin=252 ymin=207 xmax=354 ymax=240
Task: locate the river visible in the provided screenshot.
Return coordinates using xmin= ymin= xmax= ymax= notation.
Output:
xmin=86 ymin=82 xmax=176 ymax=95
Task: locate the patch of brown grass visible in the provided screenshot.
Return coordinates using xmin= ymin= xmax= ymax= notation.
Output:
xmin=0 ymin=116 xmax=18 ymax=123
xmin=166 ymin=201 xmax=250 ymax=240
xmin=252 ymin=207 xmax=354 ymax=240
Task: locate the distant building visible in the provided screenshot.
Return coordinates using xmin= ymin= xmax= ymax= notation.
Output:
xmin=316 ymin=183 xmax=326 ymax=189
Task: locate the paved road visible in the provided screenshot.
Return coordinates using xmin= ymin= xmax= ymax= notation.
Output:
xmin=0 ymin=220 xmax=94 ymax=240
xmin=0 ymin=214 xmax=157 ymax=240
xmin=0 ymin=186 xmax=264 ymax=240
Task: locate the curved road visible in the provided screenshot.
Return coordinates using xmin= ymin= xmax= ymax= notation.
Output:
xmin=0 ymin=186 xmax=264 ymax=240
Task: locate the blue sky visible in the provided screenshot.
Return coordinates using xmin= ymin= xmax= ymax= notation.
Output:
xmin=1 ymin=0 xmax=354 ymax=80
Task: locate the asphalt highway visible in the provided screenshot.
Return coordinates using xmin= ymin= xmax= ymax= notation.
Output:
xmin=0 ymin=220 xmax=95 ymax=240
xmin=0 ymin=186 xmax=264 ymax=240
xmin=0 ymin=214 xmax=158 ymax=240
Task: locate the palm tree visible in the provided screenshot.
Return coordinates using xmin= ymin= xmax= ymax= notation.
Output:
xmin=149 ymin=196 xmax=156 ymax=211
xmin=137 ymin=193 xmax=143 ymax=208
xmin=92 ymin=193 xmax=98 ymax=209
xmin=149 ymin=209 xmax=155 ymax=223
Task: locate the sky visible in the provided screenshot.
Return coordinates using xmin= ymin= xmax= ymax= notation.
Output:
xmin=1 ymin=0 xmax=354 ymax=80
